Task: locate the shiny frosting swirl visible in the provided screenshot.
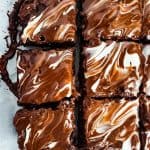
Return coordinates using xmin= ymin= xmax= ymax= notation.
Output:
xmin=84 ymin=98 xmax=140 ymax=149
xmin=20 ymin=0 xmax=77 ymax=43
xmin=84 ymin=41 xmax=144 ymax=97
xmin=17 ymin=49 xmax=75 ymax=104
xmin=14 ymin=107 xmax=75 ymax=150
xmin=83 ymin=0 xmax=142 ymax=42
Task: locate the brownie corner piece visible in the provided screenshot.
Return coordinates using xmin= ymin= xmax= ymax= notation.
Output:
xmin=17 ymin=48 xmax=76 ymax=105
xmin=83 ymin=0 xmax=142 ymax=42
xmin=83 ymin=41 xmax=144 ymax=98
xmin=83 ymin=97 xmax=140 ymax=149
xmin=18 ymin=0 xmax=77 ymax=44
xmin=14 ymin=104 xmax=76 ymax=150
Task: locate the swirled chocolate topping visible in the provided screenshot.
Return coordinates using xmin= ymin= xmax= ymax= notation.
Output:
xmin=83 ymin=41 xmax=145 ymax=98
xmin=18 ymin=0 xmax=77 ymax=44
xmin=143 ymin=0 xmax=150 ymax=40
xmin=84 ymin=98 xmax=140 ymax=149
xmin=83 ymin=0 xmax=142 ymax=42
xmin=14 ymin=105 xmax=76 ymax=150
xmin=17 ymin=48 xmax=76 ymax=105
xmin=143 ymin=46 xmax=150 ymax=96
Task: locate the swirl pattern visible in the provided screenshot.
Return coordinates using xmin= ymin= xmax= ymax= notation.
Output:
xmin=84 ymin=41 xmax=144 ymax=97
xmin=84 ymin=98 xmax=140 ymax=149
xmin=19 ymin=0 xmax=77 ymax=44
xmin=83 ymin=0 xmax=142 ymax=42
xmin=17 ymin=49 xmax=75 ymax=104
xmin=14 ymin=106 xmax=75 ymax=150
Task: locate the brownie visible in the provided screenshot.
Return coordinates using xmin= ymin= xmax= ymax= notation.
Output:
xmin=140 ymin=96 xmax=150 ymax=130
xmin=17 ymin=48 xmax=76 ymax=105
xmin=83 ymin=0 xmax=142 ymax=44
xmin=142 ymin=0 xmax=150 ymax=40
xmin=14 ymin=102 xmax=76 ymax=150
xmin=141 ymin=131 xmax=150 ymax=149
xmin=83 ymin=41 xmax=144 ymax=98
xmin=84 ymin=98 xmax=140 ymax=149
xmin=18 ymin=0 xmax=77 ymax=44
xmin=143 ymin=45 xmax=150 ymax=96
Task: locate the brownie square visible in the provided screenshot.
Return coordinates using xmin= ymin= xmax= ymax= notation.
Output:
xmin=84 ymin=98 xmax=140 ymax=149
xmin=83 ymin=41 xmax=144 ymax=98
xmin=142 ymin=0 xmax=150 ymax=40
xmin=140 ymin=96 xmax=150 ymax=130
xmin=141 ymin=131 xmax=150 ymax=149
xmin=18 ymin=0 xmax=77 ymax=44
xmin=83 ymin=0 xmax=142 ymax=44
xmin=17 ymin=48 xmax=76 ymax=105
xmin=14 ymin=102 xmax=76 ymax=150
xmin=143 ymin=45 xmax=150 ymax=96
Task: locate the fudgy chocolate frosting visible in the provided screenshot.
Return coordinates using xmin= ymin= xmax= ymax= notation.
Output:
xmin=84 ymin=41 xmax=145 ymax=98
xmin=17 ymin=49 xmax=76 ymax=105
xmin=83 ymin=0 xmax=142 ymax=42
xmin=143 ymin=0 xmax=150 ymax=39
xmin=84 ymin=98 xmax=140 ymax=149
xmin=14 ymin=105 xmax=76 ymax=150
xmin=18 ymin=0 xmax=77 ymax=44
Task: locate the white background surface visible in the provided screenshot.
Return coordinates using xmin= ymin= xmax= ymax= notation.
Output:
xmin=0 ymin=1 xmax=20 ymax=150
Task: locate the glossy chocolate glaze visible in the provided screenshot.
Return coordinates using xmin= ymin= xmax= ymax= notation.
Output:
xmin=18 ymin=0 xmax=77 ymax=44
xmin=84 ymin=98 xmax=140 ymax=149
xmin=83 ymin=41 xmax=145 ymax=98
xmin=17 ymin=48 xmax=76 ymax=105
xmin=143 ymin=0 xmax=150 ymax=40
xmin=14 ymin=103 xmax=76 ymax=150
xmin=83 ymin=0 xmax=142 ymax=42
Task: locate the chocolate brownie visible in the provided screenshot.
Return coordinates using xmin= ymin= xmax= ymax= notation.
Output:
xmin=14 ymin=102 xmax=76 ymax=150
xmin=83 ymin=0 xmax=142 ymax=44
xmin=17 ymin=48 xmax=76 ymax=105
xmin=84 ymin=98 xmax=140 ymax=149
xmin=83 ymin=41 xmax=145 ymax=98
xmin=18 ymin=0 xmax=77 ymax=44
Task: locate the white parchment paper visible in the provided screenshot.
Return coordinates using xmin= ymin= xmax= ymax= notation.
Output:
xmin=0 ymin=0 xmax=20 ymax=150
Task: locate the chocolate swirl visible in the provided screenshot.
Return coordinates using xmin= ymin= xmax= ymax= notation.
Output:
xmin=143 ymin=0 xmax=150 ymax=39
xmin=17 ymin=49 xmax=75 ymax=105
xmin=19 ymin=0 xmax=77 ymax=44
xmin=84 ymin=41 xmax=144 ymax=97
xmin=14 ymin=107 xmax=75 ymax=150
xmin=83 ymin=0 xmax=142 ymax=42
xmin=84 ymin=98 xmax=140 ymax=149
